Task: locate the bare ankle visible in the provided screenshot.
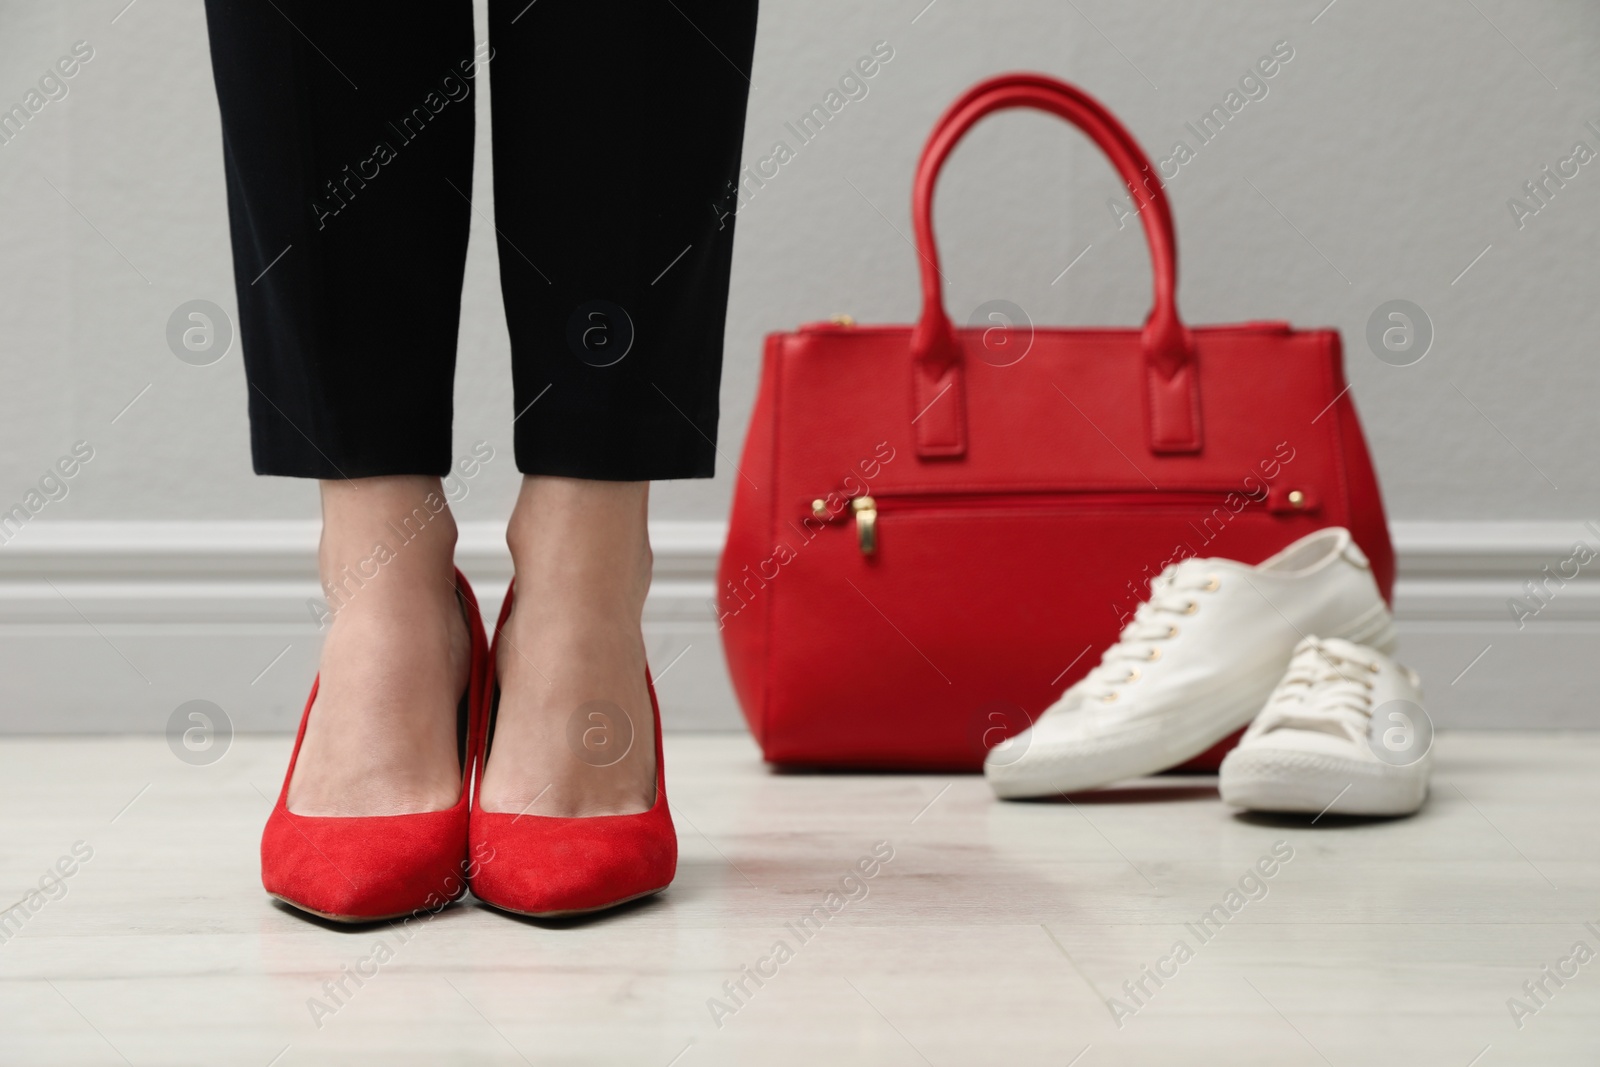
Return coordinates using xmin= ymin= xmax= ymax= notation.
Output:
xmin=479 ymin=476 xmax=659 ymax=817
xmin=506 ymin=476 xmax=652 ymax=608
xmin=289 ymin=478 xmax=471 ymax=817
xmin=318 ymin=476 xmax=461 ymax=620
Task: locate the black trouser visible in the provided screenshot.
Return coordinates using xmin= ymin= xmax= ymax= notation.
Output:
xmin=204 ymin=1 xmax=758 ymax=480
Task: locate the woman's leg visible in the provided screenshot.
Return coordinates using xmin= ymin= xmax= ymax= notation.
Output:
xmin=204 ymin=1 xmax=481 ymax=814
xmin=489 ymin=476 xmax=656 ymax=817
xmin=296 ymin=478 xmax=469 ymax=816
xmin=478 ymin=0 xmax=759 ymax=816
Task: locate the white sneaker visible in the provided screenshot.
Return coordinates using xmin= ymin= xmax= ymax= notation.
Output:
xmin=985 ymin=528 xmax=1395 ymax=799
xmin=1220 ymin=636 xmax=1431 ymax=816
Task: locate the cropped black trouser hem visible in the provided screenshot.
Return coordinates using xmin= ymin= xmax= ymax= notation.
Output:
xmin=205 ymin=0 xmax=757 ymax=481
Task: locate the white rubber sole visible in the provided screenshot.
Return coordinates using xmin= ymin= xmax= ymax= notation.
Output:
xmin=987 ymin=688 xmax=1264 ymax=799
xmin=1339 ymin=601 xmax=1399 ymax=656
xmin=1219 ymin=747 xmax=1428 ymax=816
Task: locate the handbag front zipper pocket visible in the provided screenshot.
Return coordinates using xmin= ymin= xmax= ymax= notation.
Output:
xmin=804 ymin=489 xmax=1305 ymax=556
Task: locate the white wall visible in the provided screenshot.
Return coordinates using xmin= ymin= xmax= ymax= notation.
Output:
xmin=1 ymin=0 xmax=1597 ymax=732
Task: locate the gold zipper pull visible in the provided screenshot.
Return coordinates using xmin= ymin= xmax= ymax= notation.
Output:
xmin=852 ymin=496 xmax=877 ymax=555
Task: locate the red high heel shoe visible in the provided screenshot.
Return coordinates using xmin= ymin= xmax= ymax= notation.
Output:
xmin=468 ymin=583 xmax=677 ymax=917
xmin=260 ymin=568 xmax=488 ymax=923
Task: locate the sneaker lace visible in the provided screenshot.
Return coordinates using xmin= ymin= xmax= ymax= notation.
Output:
xmin=1078 ymin=563 xmax=1222 ymax=703
xmin=1255 ymin=639 xmax=1379 ymax=742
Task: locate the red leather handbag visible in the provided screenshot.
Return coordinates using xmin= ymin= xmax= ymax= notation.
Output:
xmin=717 ymin=73 xmax=1393 ymax=770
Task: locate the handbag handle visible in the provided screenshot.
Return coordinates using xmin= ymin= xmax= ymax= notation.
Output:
xmin=908 ymin=73 xmax=1202 ymax=458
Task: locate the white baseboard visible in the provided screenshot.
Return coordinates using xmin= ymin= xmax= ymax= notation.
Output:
xmin=0 ymin=519 xmax=1593 ymax=733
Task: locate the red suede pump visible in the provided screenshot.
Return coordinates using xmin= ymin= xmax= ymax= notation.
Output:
xmin=467 ymin=582 xmax=677 ymax=917
xmin=260 ymin=568 xmax=488 ymax=923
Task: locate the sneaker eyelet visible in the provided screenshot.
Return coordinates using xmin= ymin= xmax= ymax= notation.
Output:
xmin=1125 ymin=668 xmax=1140 ymax=683
xmin=1100 ymin=692 xmax=1119 ymax=704
xmin=1166 ymin=625 xmax=1180 ymax=638
xmin=1146 ymin=647 xmax=1162 ymax=662
xmin=1183 ymin=601 xmax=1200 ymax=615
xmin=1204 ymin=576 xmax=1220 ymax=592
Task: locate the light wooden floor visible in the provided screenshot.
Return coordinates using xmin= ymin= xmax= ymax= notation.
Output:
xmin=0 ymin=732 xmax=1596 ymax=1066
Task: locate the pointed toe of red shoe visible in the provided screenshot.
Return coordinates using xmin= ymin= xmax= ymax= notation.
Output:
xmin=468 ymin=804 xmax=676 ymax=918
xmin=262 ymin=806 xmax=473 ymax=922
